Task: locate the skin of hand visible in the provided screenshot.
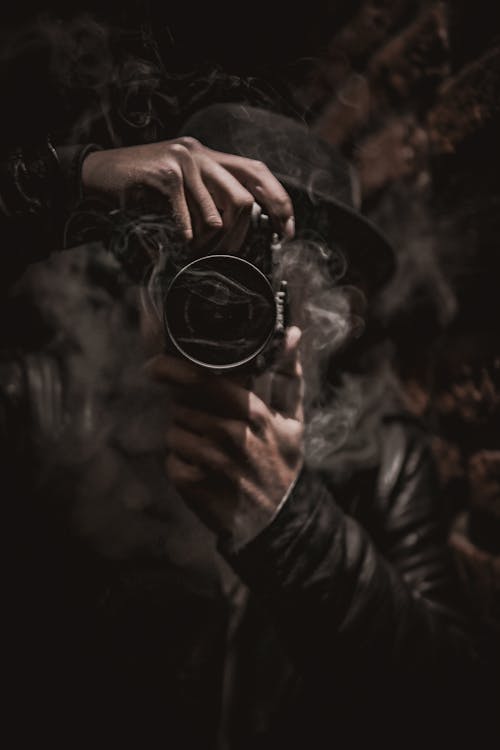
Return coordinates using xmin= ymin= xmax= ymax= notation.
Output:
xmin=145 ymin=327 xmax=304 ymax=539
xmin=81 ymin=136 xmax=295 ymax=251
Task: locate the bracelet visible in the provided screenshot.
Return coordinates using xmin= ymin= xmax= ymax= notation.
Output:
xmin=0 ymin=140 xmax=61 ymax=218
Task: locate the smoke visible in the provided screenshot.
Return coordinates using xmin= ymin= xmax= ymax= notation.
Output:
xmin=13 ymin=243 xmax=142 ymax=469
xmin=373 ymin=187 xmax=457 ymax=333
xmin=275 ymin=239 xmax=350 ymax=391
xmin=9 ymin=241 xmax=225 ymax=588
xmin=274 ymin=237 xmax=392 ymax=479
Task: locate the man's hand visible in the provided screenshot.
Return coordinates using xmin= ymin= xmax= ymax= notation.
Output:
xmin=82 ymin=137 xmax=295 ymax=251
xmin=146 ymin=327 xmax=304 ymax=543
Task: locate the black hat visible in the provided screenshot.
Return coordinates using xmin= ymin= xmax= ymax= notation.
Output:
xmin=180 ymin=104 xmax=395 ymax=296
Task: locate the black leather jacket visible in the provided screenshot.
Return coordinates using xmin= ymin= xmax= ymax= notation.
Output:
xmin=224 ymin=422 xmax=479 ymax=747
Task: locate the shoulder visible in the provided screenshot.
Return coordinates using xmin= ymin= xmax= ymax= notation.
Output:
xmin=377 ymin=411 xmax=436 ymax=502
xmin=368 ymin=411 xmax=449 ymax=575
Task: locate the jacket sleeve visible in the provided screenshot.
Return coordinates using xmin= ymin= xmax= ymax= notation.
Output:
xmin=222 ymin=418 xmax=477 ymax=681
xmin=0 ymin=142 xmax=99 ymax=290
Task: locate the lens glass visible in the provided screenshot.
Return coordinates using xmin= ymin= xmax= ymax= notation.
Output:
xmin=164 ymin=255 xmax=276 ymax=368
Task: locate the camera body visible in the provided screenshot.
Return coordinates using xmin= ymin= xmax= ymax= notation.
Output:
xmin=160 ymin=206 xmax=288 ymax=372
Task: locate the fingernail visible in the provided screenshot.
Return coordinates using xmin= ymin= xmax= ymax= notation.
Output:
xmin=284 ymin=216 xmax=295 ymax=240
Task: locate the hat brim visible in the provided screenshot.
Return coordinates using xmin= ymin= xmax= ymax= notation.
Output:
xmin=180 ymin=104 xmax=395 ymax=296
xmin=277 ymin=178 xmax=395 ymax=296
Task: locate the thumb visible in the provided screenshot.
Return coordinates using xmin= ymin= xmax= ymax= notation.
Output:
xmin=275 ymin=326 xmax=302 ymax=377
xmin=270 ymin=326 xmax=304 ymax=417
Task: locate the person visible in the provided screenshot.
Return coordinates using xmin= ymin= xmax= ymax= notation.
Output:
xmin=143 ymin=105 xmax=485 ymax=747
xmin=0 ymin=21 xmax=487 ymax=750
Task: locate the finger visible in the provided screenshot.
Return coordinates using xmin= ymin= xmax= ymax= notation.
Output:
xmin=270 ymin=373 xmax=304 ymax=418
xmin=167 ymin=418 xmax=267 ymax=511
xmin=178 ymin=380 xmax=269 ymax=434
xmin=152 ymin=166 xmax=193 ymax=241
xmin=270 ymin=327 xmax=304 ymax=415
xmin=146 ymin=353 xmax=271 ymax=429
xmin=146 ymin=353 xmax=270 ymax=429
xmin=171 ymin=403 xmax=246 ymax=451
xmin=165 ymin=450 xmax=206 ymax=485
xmin=200 ymin=159 xmax=254 ymax=252
xmin=145 ymin=353 xmax=209 ymax=387
xmin=214 ymin=153 xmax=295 ymax=240
xmin=166 ymin=424 xmax=235 ymax=476
xmin=274 ymin=413 xmax=305 ymax=454
xmin=176 ymin=147 xmax=224 ymax=247
xmin=165 ymin=467 xmax=233 ymax=535
xmin=273 ymin=326 xmax=302 ymax=377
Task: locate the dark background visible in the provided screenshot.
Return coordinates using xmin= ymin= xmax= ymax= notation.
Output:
xmin=2 ymin=0 xmax=499 ymax=670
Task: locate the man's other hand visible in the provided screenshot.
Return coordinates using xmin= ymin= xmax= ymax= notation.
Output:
xmin=82 ymin=137 xmax=295 ymax=251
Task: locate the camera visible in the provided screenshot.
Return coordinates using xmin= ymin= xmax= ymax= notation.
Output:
xmin=108 ymin=203 xmax=288 ymax=372
xmin=159 ymin=205 xmax=288 ymax=372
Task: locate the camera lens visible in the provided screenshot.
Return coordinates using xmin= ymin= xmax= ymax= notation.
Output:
xmin=164 ymin=254 xmax=277 ymax=369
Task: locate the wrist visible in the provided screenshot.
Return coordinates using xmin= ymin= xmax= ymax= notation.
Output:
xmin=54 ymin=143 xmax=103 ymax=211
xmin=271 ymin=467 xmax=302 ymax=520
xmin=220 ymin=463 xmax=304 ymax=555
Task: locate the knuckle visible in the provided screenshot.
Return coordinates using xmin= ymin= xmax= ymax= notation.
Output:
xmin=176 ymin=135 xmax=200 ymax=151
xmin=235 ymin=192 xmax=254 ymax=213
xmin=251 ymin=159 xmax=270 ymax=175
xmin=244 ymin=424 xmax=256 ymax=446
xmin=274 ymin=196 xmax=293 ymax=216
xmin=289 ymin=420 xmax=304 ymax=443
xmin=160 ymin=165 xmax=182 ymax=186
xmin=249 ymin=400 xmax=268 ymax=432
xmin=168 ymin=143 xmax=190 ymax=160
xmin=203 ymin=212 xmax=223 ymax=229
xmin=199 ymin=436 xmax=227 ymax=468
